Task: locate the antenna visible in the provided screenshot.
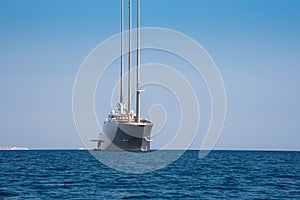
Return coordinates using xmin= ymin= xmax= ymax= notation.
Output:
xmin=136 ymin=0 xmax=141 ymax=123
xmin=128 ymin=0 xmax=132 ymax=118
xmin=120 ymin=0 xmax=125 ymax=113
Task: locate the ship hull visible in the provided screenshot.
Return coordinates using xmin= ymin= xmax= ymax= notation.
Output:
xmin=102 ymin=120 xmax=153 ymax=151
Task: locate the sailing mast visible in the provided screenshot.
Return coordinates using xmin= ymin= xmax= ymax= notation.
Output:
xmin=120 ymin=0 xmax=125 ymax=114
xmin=136 ymin=0 xmax=141 ymax=123
xmin=128 ymin=0 xmax=132 ymax=118
xmin=123 ymin=0 xmax=140 ymax=122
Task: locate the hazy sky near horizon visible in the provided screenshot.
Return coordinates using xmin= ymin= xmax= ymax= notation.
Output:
xmin=0 ymin=0 xmax=299 ymax=150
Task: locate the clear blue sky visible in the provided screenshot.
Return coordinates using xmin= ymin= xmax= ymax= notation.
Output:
xmin=0 ymin=0 xmax=299 ymax=150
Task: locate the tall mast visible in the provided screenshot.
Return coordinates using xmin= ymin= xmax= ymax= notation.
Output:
xmin=128 ymin=0 xmax=132 ymax=117
xmin=120 ymin=0 xmax=124 ymax=113
xmin=136 ymin=0 xmax=141 ymax=123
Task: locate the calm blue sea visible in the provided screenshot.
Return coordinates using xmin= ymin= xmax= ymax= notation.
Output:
xmin=1 ymin=150 xmax=299 ymax=199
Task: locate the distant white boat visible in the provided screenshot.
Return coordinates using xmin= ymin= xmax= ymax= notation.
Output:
xmin=78 ymin=147 xmax=94 ymax=150
xmin=0 ymin=147 xmax=29 ymax=150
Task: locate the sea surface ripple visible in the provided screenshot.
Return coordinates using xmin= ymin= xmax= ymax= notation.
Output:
xmin=0 ymin=150 xmax=300 ymax=199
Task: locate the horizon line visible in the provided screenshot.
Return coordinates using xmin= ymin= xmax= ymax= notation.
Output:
xmin=1 ymin=147 xmax=299 ymax=152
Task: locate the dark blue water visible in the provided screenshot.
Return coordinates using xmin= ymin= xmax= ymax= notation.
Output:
xmin=1 ymin=150 xmax=300 ymax=199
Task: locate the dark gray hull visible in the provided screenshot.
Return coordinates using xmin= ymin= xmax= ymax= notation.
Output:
xmin=103 ymin=120 xmax=153 ymax=151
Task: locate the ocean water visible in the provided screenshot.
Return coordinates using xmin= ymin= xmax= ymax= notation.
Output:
xmin=1 ymin=150 xmax=300 ymax=199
